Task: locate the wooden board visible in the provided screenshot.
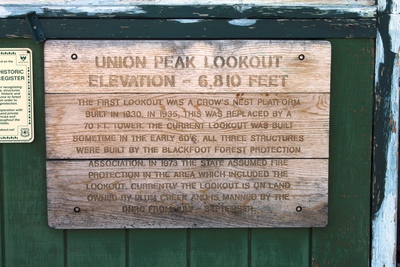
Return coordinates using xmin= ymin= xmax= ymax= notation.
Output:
xmin=44 ymin=40 xmax=330 ymax=93
xmin=45 ymin=93 xmax=329 ymax=159
xmin=47 ymin=159 xmax=328 ymax=228
xmin=45 ymin=40 xmax=331 ymax=228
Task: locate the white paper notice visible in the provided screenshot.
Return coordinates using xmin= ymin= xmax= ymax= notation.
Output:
xmin=0 ymin=48 xmax=34 ymax=143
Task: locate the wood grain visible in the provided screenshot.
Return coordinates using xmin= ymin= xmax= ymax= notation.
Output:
xmin=44 ymin=40 xmax=331 ymax=93
xmin=45 ymin=39 xmax=330 ymax=228
xmin=45 ymin=93 xmax=329 ymax=159
xmin=47 ymin=159 xmax=328 ymax=228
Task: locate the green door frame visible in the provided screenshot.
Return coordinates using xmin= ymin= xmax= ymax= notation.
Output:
xmin=371 ymin=0 xmax=399 ymax=265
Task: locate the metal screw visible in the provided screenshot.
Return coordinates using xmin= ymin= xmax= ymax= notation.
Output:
xmin=298 ymin=54 xmax=305 ymax=60
xmin=71 ymin=54 xmax=78 ymax=60
xmin=74 ymin=207 xmax=80 ymax=212
xmin=296 ymin=206 xmax=303 ymax=212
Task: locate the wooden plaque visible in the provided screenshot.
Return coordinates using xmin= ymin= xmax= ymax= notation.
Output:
xmin=47 ymin=159 xmax=328 ymax=228
xmin=45 ymin=40 xmax=331 ymax=228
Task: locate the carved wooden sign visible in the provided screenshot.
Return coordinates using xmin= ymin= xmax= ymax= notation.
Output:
xmin=45 ymin=40 xmax=331 ymax=228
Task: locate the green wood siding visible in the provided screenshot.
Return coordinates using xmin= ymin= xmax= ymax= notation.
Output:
xmin=130 ymin=229 xmax=187 ymax=266
xmin=190 ymin=229 xmax=248 ymax=266
xmin=252 ymin=228 xmax=310 ymax=266
xmin=1 ymin=39 xmax=64 ymax=266
xmin=312 ymin=39 xmax=374 ymax=266
xmin=0 ymin=37 xmax=373 ymax=266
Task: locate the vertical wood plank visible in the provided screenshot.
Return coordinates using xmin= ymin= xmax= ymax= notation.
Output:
xmin=251 ymin=229 xmax=310 ymax=267
xmin=66 ymin=230 xmax=126 ymax=266
xmin=311 ymin=39 xmax=374 ymax=266
xmin=190 ymin=229 xmax=248 ymax=267
xmin=129 ymin=229 xmax=187 ymax=266
xmin=371 ymin=0 xmax=399 ymax=264
xmin=1 ymin=39 xmax=64 ymax=266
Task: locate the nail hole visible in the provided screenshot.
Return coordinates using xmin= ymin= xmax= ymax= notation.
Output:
xmin=296 ymin=206 xmax=302 ymax=212
xmin=71 ymin=54 xmax=78 ymax=60
xmin=298 ymin=54 xmax=305 ymax=60
xmin=74 ymin=207 xmax=80 ymax=212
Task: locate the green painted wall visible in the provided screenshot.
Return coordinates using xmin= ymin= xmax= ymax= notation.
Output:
xmin=0 ymin=38 xmax=374 ymax=266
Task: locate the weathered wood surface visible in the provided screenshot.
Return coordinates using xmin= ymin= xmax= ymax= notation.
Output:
xmin=0 ymin=19 xmax=377 ymax=39
xmin=45 ymin=39 xmax=330 ymax=228
xmin=47 ymin=159 xmax=328 ymax=228
xmin=45 ymin=93 xmax=329 ymax=159
xmin=371 ymin=0 xmax=400 ymax=265
xmin=44 ymin=40 xmax=331 ymax=93
xmin=0 ymin=0 xmax=375 ymax=6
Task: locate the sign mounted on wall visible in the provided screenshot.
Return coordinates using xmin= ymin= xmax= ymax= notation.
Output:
xmin=45 ymin=40 xmax=331 ymax=228
xmin=0 ymin=48 xmax=34 ymax=143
